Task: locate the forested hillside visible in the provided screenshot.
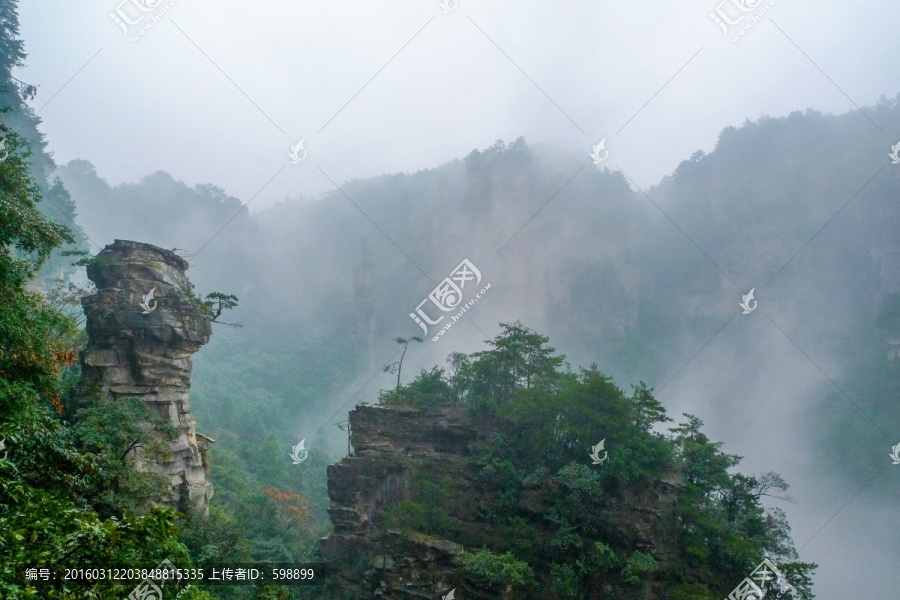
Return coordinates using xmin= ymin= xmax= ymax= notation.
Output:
xmin=2 ymin=0 xmax=899 ymax=594
xmin=56 ymin=98 xmax=900 ymax=476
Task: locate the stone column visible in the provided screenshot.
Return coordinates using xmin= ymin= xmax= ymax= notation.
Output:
xmin=77 ymin=239 xmax=214 ymax=514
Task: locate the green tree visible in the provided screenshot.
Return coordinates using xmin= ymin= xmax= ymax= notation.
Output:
xmin=382 ymin=336 xmax=423 ymax=390
xmin=456 ymin=321 xmax=565 ymax=409
xmin=376 ymin=324 xmax=816 ymax=599
xmin=202 ymin=291 xmax=241 ymax=326
xmin=34 ymin=177 xmax=89 ymax=285
xmin=0 ymin=124 xmax=199 ymax=597
xmin=0 ymin=0 xmax=89 ymax=286
xmin=667 ymin=414 xmax=816 ymax=597
xmin=70 ymin=396 xmax=180 ymax=518
xmin=377 ymin=366 xmax=453 ymax=409
xmin=0 ymin=0 xmax=61 ymax=186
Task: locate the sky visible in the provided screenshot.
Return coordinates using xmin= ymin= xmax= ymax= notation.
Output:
xmin=17 ymin=2 xmax=900 ymax=598
xmin=19 ymin=1 xmax=900 ymax=212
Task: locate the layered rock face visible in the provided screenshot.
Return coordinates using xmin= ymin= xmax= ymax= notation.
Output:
xmin=320 ymin=404 xmax=478 ymax=599
xmin=77 ymin=239 xmax=214 ymax=514
xmin=319 ymin=404 xmax=679 ymax=599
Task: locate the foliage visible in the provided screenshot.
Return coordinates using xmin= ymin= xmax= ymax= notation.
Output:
xmin=622 ymin=551 xmax=657 ymax=586
xmin=0 ymin=59 xmax=194 ymax=595
xmin=179 ymin=281 xmax=241 ymax=326
xmin=172 ymin=439 xmax=328 ymax=599
xmin=382 ymin=470 xmax=455 ymax=537
xmin=381 ymin=336 xmax=423 ymax=390
xmin=452 ymin=321 xmax=565 ymax=411
xmin=373 ymin=323 xmax=816 ymax=598
xmin=462 ymin=547 xmax=535 ymax=587
xmin=14 ymin=66 xmax=889 ymax=597
xmin=378 ymin=366 xmax=453 ymax=409
xmin=202 ymin=291 xmax=241 ymax=326
xmin=0 ymin=324 xmax=193 ymax=600
xmin=34 ymin=177 xmax=89 ymax=285
xmin=261 ymin=486 xmax=312 ymax=528
xmin=590 ymin=541 xmax=620 ymax=571
xmin=548 ymin=563 xmax=579 ymax=600
xmin=70 ymin=396 xmax=179 ymax=517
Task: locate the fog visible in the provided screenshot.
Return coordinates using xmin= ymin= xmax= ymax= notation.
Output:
xmin=18 ymin=1 xmax=900 ymax=598
xmin=21 ymin=1 xmax=900 ymax=207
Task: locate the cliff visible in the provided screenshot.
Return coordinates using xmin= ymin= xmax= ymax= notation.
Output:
xmin=76 ymin=239 xmax=214 ymax=514
xmin=319 ymin=404 xmax=680 ymax=599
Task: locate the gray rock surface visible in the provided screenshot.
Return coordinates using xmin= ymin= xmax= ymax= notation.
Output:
xmin=77 ymin=239 xmax=213 ymax=514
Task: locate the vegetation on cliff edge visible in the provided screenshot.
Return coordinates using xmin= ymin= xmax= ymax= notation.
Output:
xmin=379 ymin=322 xmax=817 ymax=599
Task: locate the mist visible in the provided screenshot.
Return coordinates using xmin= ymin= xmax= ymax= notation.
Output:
xmin=14 ymin=1 xmax=900 ymax=598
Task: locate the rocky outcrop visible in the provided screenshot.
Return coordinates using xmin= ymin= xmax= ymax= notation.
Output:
xmin=77 ymin=239 xmax=214 ymax=514
xmin=319 ymin=404 xmax=680 ymax=599
xmin=319 ymin=404 xmax=479 ymax=599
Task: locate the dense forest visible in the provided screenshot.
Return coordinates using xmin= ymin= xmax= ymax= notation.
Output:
xmin=2 ymin=0 xmax=899 ymax=597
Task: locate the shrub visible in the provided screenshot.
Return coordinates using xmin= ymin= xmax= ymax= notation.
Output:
xmin=462 ymin=548 xmax=534 ymax=587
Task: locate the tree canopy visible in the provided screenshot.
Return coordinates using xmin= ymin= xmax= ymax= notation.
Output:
xmin=379 ymin=322 xmax=816 ymax=599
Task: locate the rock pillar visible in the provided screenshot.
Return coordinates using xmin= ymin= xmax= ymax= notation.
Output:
xmin=78 ymin=239 xmax=213 ymax=514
